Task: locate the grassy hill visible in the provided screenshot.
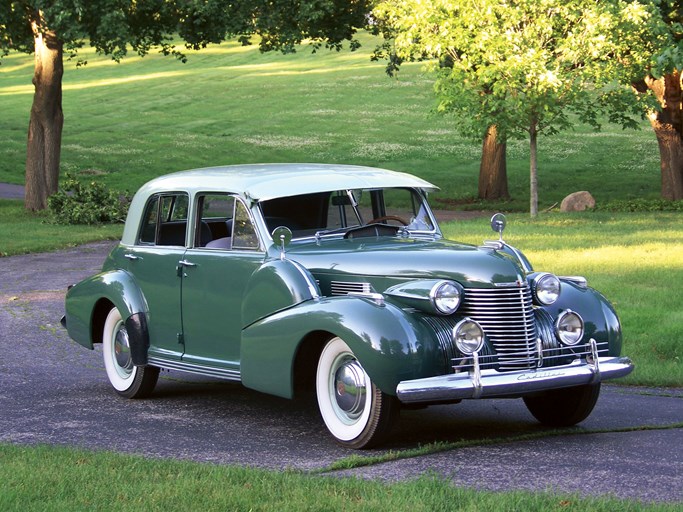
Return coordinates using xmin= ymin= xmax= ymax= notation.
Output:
xmin=0 ymin=33 xmax=662 ymax=211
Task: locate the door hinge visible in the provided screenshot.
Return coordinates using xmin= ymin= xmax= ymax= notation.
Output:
xmin=177 ymin=333 xmax=184 ymax=345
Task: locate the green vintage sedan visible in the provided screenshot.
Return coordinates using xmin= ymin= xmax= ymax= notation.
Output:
xmin=62 ymin=163 xmax=633 ymax=448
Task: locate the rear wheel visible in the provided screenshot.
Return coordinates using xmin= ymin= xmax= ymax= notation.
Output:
xmin=316 ymin=337 xmax=398 ymax=449
xmin=102 ymin=308 xmax=159 ymax=399
xmin=523 ymin=383 xmax=601 ymax=427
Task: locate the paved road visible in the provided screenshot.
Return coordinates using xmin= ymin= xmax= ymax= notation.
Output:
xmin=0 ymin=182 xmax=24 ymax=200
xmin=1 ymin=242 xmax=682 ymax=504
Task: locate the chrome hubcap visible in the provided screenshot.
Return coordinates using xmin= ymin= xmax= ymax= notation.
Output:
xmin=333 ymin=358 xmax=367 ymax=420
xmin=113 ymin=326 xmax=133 ymax=377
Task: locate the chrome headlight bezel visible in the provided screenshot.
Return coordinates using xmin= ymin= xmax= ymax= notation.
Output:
xmin=555 ymin=309 xmax=584 ymax=346
xmin=430 ymin=280 xmax=463 ymax=316
xmin=453 ymin=318 xmax=485 ymax=355
xmin=531 ymin=272 xmax=561 ymax=306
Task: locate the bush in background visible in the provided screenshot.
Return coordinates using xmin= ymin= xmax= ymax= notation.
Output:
xmin=595 ymin=198 xmax=683 ymax=212
xmin=48 ymin=174 xmax=130 ymax=225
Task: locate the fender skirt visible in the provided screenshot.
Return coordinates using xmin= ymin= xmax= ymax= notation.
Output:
xmin=125 ymin=312 xmax=150 ymax=366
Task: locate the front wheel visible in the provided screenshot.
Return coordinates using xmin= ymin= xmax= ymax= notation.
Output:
xmin=102 ymin=308 xmax=159 ymax=399
xmin=316 ymin=337 xmax=398 ymax=449
xmin=523 ymin=383 xmax=601 ymax=427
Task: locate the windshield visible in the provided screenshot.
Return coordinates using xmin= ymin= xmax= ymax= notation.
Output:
xmin=259 ymin=188 xmax=436 ymax=240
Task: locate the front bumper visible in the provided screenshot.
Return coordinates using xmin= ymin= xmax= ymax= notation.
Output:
xmin=396 ymin=346 xmax=634 ymax=404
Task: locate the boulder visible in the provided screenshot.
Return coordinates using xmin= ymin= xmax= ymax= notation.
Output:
xmin=560 ymin=191 xmax=595 ymax=212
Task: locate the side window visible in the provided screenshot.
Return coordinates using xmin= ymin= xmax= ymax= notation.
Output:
xmin=196 ymin=194 xmax=235 ymax=249
xmin=139 ymin=196 xmax=160 ymax=244
xmin=232 ymin=200 xmax=260 ymax=250
xmin=137 ymin=193 xmax=189 ymax=246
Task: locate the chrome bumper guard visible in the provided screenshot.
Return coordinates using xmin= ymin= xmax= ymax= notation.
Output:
xmin=396 ymin=339 xmax=634 ymax=404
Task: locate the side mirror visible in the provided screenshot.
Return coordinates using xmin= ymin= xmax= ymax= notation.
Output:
xmin=490 ymin=213 xmax=507 ymax=242
xmin=271 ymin=226 xmax=293 ymax=259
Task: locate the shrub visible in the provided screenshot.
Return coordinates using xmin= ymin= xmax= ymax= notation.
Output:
xmin=595 ymin=198 xmax=683 ymax=213
xmin=48 ymin=174 xmax=130 ymax=225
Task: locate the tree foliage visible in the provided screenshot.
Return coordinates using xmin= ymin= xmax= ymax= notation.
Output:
xmin=373 ymin=0 xmax=662 ymax=215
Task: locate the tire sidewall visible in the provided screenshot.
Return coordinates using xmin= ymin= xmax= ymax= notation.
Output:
xmin=102 ymin=307 xmax=139 ymax=393
xmin=316 ymin=337 xmax=373 ymax=442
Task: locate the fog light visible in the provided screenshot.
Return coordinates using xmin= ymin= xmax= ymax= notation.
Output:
xmin=556 ymin=310 xmax=584 ymax=346
xmin=453 ymin=318 xmax=484 ymax=355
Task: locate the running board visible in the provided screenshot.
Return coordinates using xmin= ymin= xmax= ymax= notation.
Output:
xmin=147 ymin=357 xmax=241 ymax=382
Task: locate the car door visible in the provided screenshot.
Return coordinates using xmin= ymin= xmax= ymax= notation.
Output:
xmin=126 ymin=192 xmax=189 ymax=362
xmin=179 ymin=193 xmax=265 ymax=372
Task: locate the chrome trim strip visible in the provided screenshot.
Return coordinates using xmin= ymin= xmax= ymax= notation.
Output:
xmin=148 ymin=356 xmax=241 ymax=381
xmin=331 ymin=281 xmax=372 ymax=296
xmin=561 ymin=276 xmax=589 ymax=289
xmin=347 ymin=291 xmax=385 ymax=306
xmin=396 ymin=356 xmax=634 ymax=404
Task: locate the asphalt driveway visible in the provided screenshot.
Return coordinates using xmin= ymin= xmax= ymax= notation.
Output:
xmin=0 ymin=239 xmax=681 ymax=504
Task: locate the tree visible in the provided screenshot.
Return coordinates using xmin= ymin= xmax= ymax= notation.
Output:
xmin=631 ymin=1 xmax=683 ymax=200
xmin=373 ymin=0 xmax=655 ymax=216
xmin=0 ymin=1 xmax=370 ymax=211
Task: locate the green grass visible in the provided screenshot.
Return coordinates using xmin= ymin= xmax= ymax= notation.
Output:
xmin=0 ymin=200 xmax=121 ymax=256
xmin=0 ymin=33 xmax=662 ymax=210
xmin=0 ymin=443 xmax=678 ymax=511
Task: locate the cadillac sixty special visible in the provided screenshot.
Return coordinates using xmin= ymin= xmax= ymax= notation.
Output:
xmin=62 ymin=164 xmax=634 ymax=448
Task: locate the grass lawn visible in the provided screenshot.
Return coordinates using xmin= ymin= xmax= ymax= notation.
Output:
xmin=0 ymin=443 xmax=679 ymax=512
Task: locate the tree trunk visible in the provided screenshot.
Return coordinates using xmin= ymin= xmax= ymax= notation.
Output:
xmin=529 ymin=122 xmax=538 ymax=218
xmin=478 ymin=124 xmax=510 ymax=200
xmin=644 ymin=72 xmax=683 ymax=201
xmin=25 ymin=13 xmax=63 ymax=211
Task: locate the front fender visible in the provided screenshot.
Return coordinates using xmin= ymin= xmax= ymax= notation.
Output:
xmin=241 ymin=258 xmax=320 ymax=328
xmin=64 ymin=269 xmax=148 ymax=351
xmin=548 ymin=281 xmax=623 ymax=356
xmin=240 ymin=296 xmax=442 ymax=399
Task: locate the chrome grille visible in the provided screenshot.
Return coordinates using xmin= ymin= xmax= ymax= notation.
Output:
xmin=330 ymin=281 xmax=372 ymax=296
xmin=460 ymin=285 xmax=537 ymax=370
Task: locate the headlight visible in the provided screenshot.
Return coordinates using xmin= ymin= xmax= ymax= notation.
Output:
xmin=531 ymin=273 xmax=561 ymax=305
xmin=453 ymin=318 xmax=484 ymax=355
xmin=556 ymin=310 xmax=584 ymax=346
xmin=430 ymin=281 xmax=462 ymax=315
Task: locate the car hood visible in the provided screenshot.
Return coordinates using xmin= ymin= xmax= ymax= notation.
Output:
xmin=284 ymin=237 xmax=526 ymax=288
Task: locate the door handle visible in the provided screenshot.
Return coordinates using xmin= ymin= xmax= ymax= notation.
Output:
xmin=178 ymin=259 xmax=197 ymax=267
xmin=124 ymin=253 xmax=141 ymax=261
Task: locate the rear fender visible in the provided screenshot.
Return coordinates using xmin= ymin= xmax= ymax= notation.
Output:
xmin=240 ymin=295 xmax=441 ymax=399
xmin=64 ymin=269 xmax=149 ymax=364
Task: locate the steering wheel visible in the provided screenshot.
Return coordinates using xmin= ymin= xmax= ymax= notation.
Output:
xmin=368 ymin=215 xmax=409 ymax=226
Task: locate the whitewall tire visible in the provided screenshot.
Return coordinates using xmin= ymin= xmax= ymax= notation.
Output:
xmin=102 ymin=308 xmax=158 ymax=398
xmin=316 ymin=337 xmax=397 ymax=448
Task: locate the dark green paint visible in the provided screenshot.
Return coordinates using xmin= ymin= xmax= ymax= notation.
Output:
xmin=241 ymin=296 xmax=443 ymax=399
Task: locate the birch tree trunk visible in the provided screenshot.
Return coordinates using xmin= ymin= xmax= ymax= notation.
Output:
xmin=529 ymin=122 xmax=538 ymax=218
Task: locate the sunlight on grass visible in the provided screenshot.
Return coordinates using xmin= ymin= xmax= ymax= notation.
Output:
xmin=527 ymin=243 xmax=683 ymax=274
